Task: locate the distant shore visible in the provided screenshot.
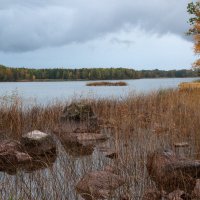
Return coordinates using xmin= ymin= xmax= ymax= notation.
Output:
xmin=0 ymin=65 xmax=198 ymax=82
xmin=0 ymin=77 xmax=199 ymax=83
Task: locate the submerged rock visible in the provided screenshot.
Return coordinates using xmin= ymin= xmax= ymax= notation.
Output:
xmin=76 ymin=170 xmax=125 ymax=200
xmin=0 ymin=140 xmax=32 ymax=174
xmin=21 ymin=130 xmax=56 ymax=156
xmin=142 ymin=189 xmax=162 ymax=200
xmin=146 ymin=149 xmax=200 ymax=193
xmin=22 ymin=152 xmax=57 ymax=173
xmin=192 ymin=179 xmax=200 ymax=199
xmin=77 ymin=132 xmax=109 ymax=144
xmin=104 ymin=150 xmax=118 ymax=159
xmin=142 ymin=189 xmax=190 ymax=200
xmin=54 ymin=130 xmax=109 ymax=157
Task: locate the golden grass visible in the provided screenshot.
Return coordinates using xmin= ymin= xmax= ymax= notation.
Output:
xmin=1 ymin=89 xmax=200 ymax=199
xmin=86 ymin=81 xmax=127 ymax=86
xmin=179 ymin=82 xmax=200 ymax=91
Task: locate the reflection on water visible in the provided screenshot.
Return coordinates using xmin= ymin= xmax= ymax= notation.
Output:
xmin=62 ymin=141 xmax=94 ymax=157
xmin=0 ymin=129 xmax=199 ymax=199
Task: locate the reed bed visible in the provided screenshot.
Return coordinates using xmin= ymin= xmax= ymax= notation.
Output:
xmin=0 ymin=89 xmax=200 ymax=199
xmin=86 ymin=81 xmax=127 ymax=86
xmin=179 ymin=82 xmax=200 ymax=91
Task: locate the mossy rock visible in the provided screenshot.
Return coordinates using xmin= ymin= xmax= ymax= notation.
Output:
xmin=61 ymin=102 xmax=95 ymax=122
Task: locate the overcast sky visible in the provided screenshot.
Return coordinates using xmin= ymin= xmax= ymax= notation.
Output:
xmin=0 ymin=0 xmax=196 ymax=69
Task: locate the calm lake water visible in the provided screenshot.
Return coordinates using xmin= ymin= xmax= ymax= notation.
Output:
xmin=0 ymin=78 xmax=199 ymax=104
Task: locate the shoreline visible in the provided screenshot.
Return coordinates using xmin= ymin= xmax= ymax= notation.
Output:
xmin=0 ymin=76 xmax=198 ymax=83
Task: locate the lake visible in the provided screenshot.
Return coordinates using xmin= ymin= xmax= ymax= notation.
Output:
xmin=0 ymin=78 xmax=198 ymax=104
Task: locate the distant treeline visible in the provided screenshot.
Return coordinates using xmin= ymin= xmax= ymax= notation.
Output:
xmin=0 ymin=65 xmax=199 ymax=81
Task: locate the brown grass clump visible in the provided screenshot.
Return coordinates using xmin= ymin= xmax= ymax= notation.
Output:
xmin=0 ymin=89 xmax=200 ymax=199
xmin=86 ymin=81 xmax=127 ymax=86
xmin=179 ymin=82 xmax=200 ymax=91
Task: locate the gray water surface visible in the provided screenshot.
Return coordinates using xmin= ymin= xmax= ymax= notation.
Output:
xmin=0 ymin=78 xmax=198 ymax=104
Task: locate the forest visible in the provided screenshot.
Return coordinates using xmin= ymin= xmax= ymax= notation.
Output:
xmin=0 ymin=65 xmax=198 ymax=81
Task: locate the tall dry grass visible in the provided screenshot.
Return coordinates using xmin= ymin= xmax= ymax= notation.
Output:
xmin=0 ymin=89 xmax=200 ymax=199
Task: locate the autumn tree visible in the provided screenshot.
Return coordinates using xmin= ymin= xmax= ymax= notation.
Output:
xmin=187 ymin=2 xmax=200 ymax=67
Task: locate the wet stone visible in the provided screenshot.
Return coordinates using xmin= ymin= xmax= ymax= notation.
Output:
xmin=142 ymin=189 xmax=162 ymax=200
xmin=21 ymin=130 xmax=56 ymax=156
xmin=104 ymin=150 xmax=118 ymax=159
xmin=146 ymin=149 xmax=200 ymax=194
xmin=76 ymin=170 xmax=125 ymax=200
xmin=0 ymin=140 xmax=32 ymax=174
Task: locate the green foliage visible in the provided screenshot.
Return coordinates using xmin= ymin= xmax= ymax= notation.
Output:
xmin=0 ymin=65 xmax=198 ymax=81
xmin=187 ymin=2 xmax=200 ymax=25
xmin=187 ymin=2 xmax=200 ymax=35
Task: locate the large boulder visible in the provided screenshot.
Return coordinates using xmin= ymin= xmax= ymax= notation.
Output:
xmin=0 ymin=140 xmax=32 ymax=174
xmin=146 ymin=149 xmax=200 ymax=193
xmin=54 ymin=131 xmax=108 ymax=157
xmin=61 ymin=102 xmax=95 ymax=122
xmin=22 ymin=152 xmax=57 ymax=173
xmin=76 ymin=170 xmax=125 ymax=200
xmin=21 ymin=130 xmax=56 ymax=156
xmin=61 ymin=102 xmax=100 ymax=132
xmin=59 ymin=132 xmax=94 ymax=157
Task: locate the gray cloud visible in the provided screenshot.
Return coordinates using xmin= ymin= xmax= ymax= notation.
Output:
xmin=110 ymin=37 xmax=135 ymax=47
xmin=0 ymin=0 xmax=192 ymax=52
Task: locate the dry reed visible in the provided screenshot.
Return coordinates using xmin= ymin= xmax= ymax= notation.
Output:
xmin=86 ymin=81 xmax=127 ymax=86
xmin=0 ymin=89 xmax=200 ymax=199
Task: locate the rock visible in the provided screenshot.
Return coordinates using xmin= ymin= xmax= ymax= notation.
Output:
xmin=54 ymin=130 xmax=108 ymax=156
xmin=76 ymin=170 xmax=125 ymax=199
xmin=61 ymin=102 xmax=95 ymax=122
xmin=22 ymin=152 xmax=57 ymax=172
xmin=56 ymin=132 xmax=94 ymax=157
xmin=167 ymin=189 xmax=189 ymax=200
xmin=0 ymin=140 xmax=32 ymax=174
xmin=120 ymin=194 xmax=131 ymax=200
xmin=104 ymin=150 xmax=118 ymax=159
xmin=77 ymin=133 xmax=109 ymax=144
xmin=61 ymin=102 xmax=100 ymax=132
xmin=146 ymin=149 xmax=200 ymax=193
xmin=192 ymin=179 xmax=200 ymax=199
xmin=56 ymin=131 xmax=109 ymax=146
xmin=21 ymin=130 xmax=56 ymax=156
xmin=63 ymin=141 xmax=94 ymax=157
xmin=142 ymin=189 xmax=162 ymax=200
xmin=103 ymin=165 xmax=120 ymax=175
xmin=174 ymin=142 xmax=189 ymax=148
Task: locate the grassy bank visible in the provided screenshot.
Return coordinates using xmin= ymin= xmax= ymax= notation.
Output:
xmin=0 ymin=89 xmax=200 ymax=199
xmin=86 ymin=81 xmax=127 ymax=86
xmin=179 ymin=82 xmax=200 ymax=91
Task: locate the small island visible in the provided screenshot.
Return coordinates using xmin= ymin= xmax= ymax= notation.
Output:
xmin=86 ymin=81 xmax=127 ymax=86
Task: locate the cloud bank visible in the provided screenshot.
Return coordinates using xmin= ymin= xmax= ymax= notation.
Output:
xmin=0 ymin=0 xmax=191 ymax=52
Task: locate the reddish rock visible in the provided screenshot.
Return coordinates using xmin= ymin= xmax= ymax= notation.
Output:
xmin=0 ymin=140 xmax=32 ymax=174
xmin=76 ymin=170 xmax=125 ymax=199
xmin=142 ymin=189 xmax=162 ymax=200
xmin=167 ymin=189 xmax=190 ymax=200
xmin=192 ymin=179 xmax=200 ymax=199
xmin=146 ymin=149 xmax=200 ymax=193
